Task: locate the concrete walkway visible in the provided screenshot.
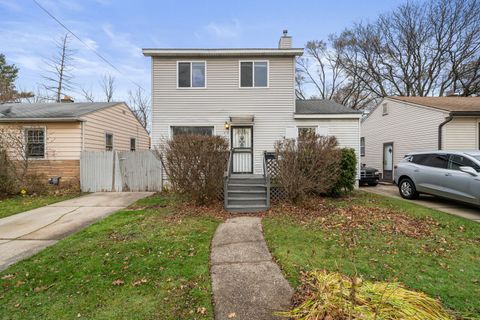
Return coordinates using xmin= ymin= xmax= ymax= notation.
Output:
xmin=0 ymin=192 xmax=153 ymax=271
xmin=210 ymin=217 xmax=293 ymax=320
xmin=363 ymin=184 xmax=480 ymax=222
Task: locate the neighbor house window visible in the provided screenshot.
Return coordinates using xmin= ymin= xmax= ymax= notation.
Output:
xmin=382 ymin=103 xmax=388 ymax=115
xmin=298 ymin=127 xmax=316 ymax=140
xmin=130 ymin=138 xmax=136 ymax=151
xmin=105 ymin=133 xmax=113 ymax=151
xmin=178 ymin=61 xmax=206 ymax=88
xmin=25 ymin=128 xmax=45 ymax=159
xmin=240 ymin=61 xmax=268 ymax=87
xmin=360 ymin=137 xmax=365 ymax=156
xmin=171 ymin=126 xmax=214 ymax=137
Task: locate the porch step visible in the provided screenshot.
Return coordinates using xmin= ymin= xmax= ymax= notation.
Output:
xmin=225 ymin=204 xmax=268 ymax=213
xmin=228 ymin=190 xmax=266 ymax=198
xmin=228 ymin=184 xmax=266 ymax=192
xmin=225 ymin=175 xmax=269 ymax=212
xmin=228 ymin=197 xmax=267 ymax=206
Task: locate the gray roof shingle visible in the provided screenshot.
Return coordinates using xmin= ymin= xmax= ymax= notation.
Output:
xmin=0 ymin=102 xmax=122 ymax=120
xmin=295 ymin=100 xmax=361 ymax=114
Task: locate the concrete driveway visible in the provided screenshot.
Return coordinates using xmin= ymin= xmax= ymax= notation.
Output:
xmin=362 ymin=184 xmax=480 ymax=222
xmin=0 ymin=192 xmax=153 ymax=271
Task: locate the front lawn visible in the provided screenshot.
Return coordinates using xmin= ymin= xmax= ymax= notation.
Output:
xmin=0 ymin=194 xmax=82 ymax=219
xmin=0 ymin=194 xmax=222 ymax=320
xmin=263 ymin=192 xmax=480 ymax=319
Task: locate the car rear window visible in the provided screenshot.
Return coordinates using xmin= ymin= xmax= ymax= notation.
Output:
xmin=411 ymin=154 xmax=448 ymax=168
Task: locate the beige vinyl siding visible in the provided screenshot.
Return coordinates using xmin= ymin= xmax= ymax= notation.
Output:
xmin=443 ymin=117 xmax=480 ymax=150
xmin=295 ymin=118 xmax=362 ymax=179
xmin=81 ymin=103 xmax=150 ymax=151
xmin=152 ymin=56 xmax=297 ymax=174
xmin=0 ymin=122 xmax=82 ymax=160
xmin=361 ymin=98 xmax=448 ymax=173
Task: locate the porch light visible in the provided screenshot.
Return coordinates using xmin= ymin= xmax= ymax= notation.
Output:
xmin=224 ymin=121 xmax=230 ymax=130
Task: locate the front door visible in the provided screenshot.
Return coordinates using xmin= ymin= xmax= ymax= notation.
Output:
xmin=231 ymin=126 xmax=253 ymax=174
xmin=383 ymin=142 xmax=394 ymax=181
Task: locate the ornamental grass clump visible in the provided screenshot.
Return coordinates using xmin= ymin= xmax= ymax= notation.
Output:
xmin=278 ymin=270 xmax=453 ymax=320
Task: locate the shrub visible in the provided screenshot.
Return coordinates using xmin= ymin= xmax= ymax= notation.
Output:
xmin=158 ymin=134 xmax=229 ymax=204
xmin=329 ymin=148 xmax=357 ymax=197
xmin=278 ymin=270 xmax=453 ymax=320
xmin=274 ymin=134 xmax=341 ymax=203
xmin=0 ymin=146 xmax=17 ymax=195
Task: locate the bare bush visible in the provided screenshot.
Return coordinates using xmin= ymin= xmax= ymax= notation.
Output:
xmin=275 ymin=133 xmax=341 ymax=203
xmin=157 ymin=134 xmax=229 ymax=204
xmin=0 ymin=125 xmax=49 ymax=195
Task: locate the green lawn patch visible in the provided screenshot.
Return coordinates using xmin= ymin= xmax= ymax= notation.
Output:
xmin=263 ymin=191 xmax=480 ymax=319
xmin=0 ymin=193 xmax=82 ymax=219
xmin=0 ymin=194 xmax=222 ymax=319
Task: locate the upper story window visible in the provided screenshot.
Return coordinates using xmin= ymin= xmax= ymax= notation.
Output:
xmin=178 ymin=61 xmax=206 ymax=88
xmin=298 ymin=127 xmax=316 ymax=140
xmin=382 ymin=103 xmax=388 ymax=115
xmin=25 ymin=128 xmax=45 ymax=159
xmin=240 ymin=61 xmax=268 ymax=87
xmin=105 ymin=133 xmax=113 ymax=151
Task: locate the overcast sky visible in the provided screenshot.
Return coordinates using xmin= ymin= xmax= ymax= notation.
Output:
xmin=0 ymin=0 xmax=404 ymax=103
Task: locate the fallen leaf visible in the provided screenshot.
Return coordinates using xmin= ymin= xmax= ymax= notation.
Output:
xmin=132 ymin=278 xmax=148 ymax=286
xmin=112 ymin=279 xmax=124 ymax=286
xmin=228 ymin=312 xmax=236 ymax=318
xmin=1 ymin=274 xmax=15 ymax=280
xmin=197 ymin=307 xmax=207 ymax=315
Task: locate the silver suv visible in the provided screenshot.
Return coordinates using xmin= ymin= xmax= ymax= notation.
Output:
xmin=394 ymin=151 xmax=480 ymax=205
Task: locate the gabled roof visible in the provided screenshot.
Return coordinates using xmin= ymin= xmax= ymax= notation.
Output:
xmin=142 ymin=48 xmax=304 ymax=57
xmin=388 ymin=96 xmax=480 ymax=113
xmin=0 ymin=102 xmax=122 ymax=121
xmin=295 ymin=99 xmax=362 ymax=115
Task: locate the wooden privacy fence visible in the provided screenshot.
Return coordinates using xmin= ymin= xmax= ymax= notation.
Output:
xmin=80 ymin=150 xmax=163 ymax=192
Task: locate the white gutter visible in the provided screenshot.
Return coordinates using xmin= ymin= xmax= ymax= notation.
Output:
xmin=142 ymin=48 xmax=304 ymax=57
xmin=294 ymin=114 xmax=363 ymax=119
xmin=0 ymin=118 xmax=84 ymax=122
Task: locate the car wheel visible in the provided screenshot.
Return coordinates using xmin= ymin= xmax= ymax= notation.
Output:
xmin=368 ymin=182 xmax=378 ymax=186
xmin=398 ymin=177 xmax=419 ymax=200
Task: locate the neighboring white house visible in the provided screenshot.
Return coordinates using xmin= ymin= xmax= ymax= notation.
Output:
xmin=142 ymin=31 xmax=362 ymax=211
xmin=361 ymin=96 xmax=480 ymax=181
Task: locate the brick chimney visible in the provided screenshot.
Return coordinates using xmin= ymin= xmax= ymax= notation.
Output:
xmin=278 ymin=29 xmax=292 ymax=49
xmin=60 ymin=95 xmax=74 ymax=103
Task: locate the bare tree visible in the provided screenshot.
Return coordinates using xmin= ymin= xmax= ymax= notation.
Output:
xmin=79 ymin=86 xmax=95 ymax=102
xmin=100 ymin=74 xmax=115 ymax=102
xmin=331 ymin=0 xmax=480 ymax=98
xmin=42 ymin=33 xmax=75 ymax=102
xmin=128 ymin=87 xmax=150 ymax=133
xmin=296 ymin=39 xmax=374 ymax=109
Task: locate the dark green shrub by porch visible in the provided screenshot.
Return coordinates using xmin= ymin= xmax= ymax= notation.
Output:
xmin=329 ymin=148 xmax=357 ymax=197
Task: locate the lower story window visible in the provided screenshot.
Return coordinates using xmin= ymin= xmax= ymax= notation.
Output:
xmin=171 ymin=126 xmax=214 ymax=137
xmin=297 ymin=127 xmax=316 ymax=140
xmin=105 ymin=133 xmax=113 ymax=151
xmin=25 ymin=128 xmax=45 ymax=158
xmin=130 ymin=138 xmax=136 ymax=151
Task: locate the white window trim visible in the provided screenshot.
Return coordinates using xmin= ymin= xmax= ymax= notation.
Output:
xmin=168 ymin=124 xmax=216 ymax=139
xmin=105 ymin=132 xmax=114 ymax=151
xmin=176 ymin=61 xmax=207 ymax=89
xmin=238 ymin=60 xmax=269 ymax=88
xmin=24 ymin=126 xmax=47 ymax=160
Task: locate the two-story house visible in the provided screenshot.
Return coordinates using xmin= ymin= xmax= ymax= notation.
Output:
xmin=143 ymin=31 xmax=362 ymax=212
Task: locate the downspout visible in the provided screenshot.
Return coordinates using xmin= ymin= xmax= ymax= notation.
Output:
xmin=438 ymin=114 xmax=453 ymax=150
